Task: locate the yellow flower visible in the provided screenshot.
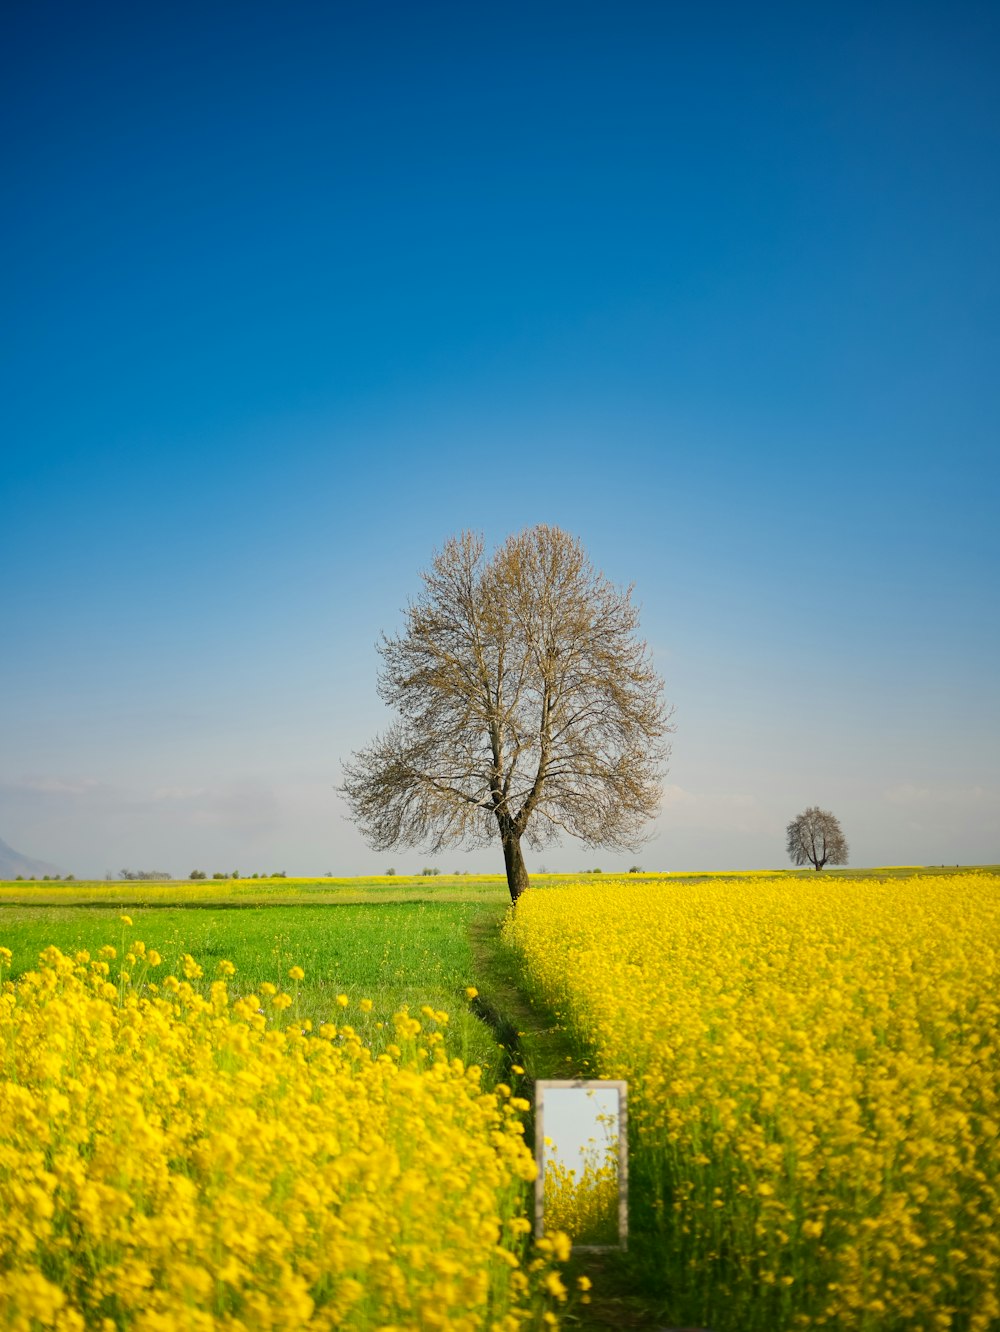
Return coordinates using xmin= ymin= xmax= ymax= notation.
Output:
xmin=504 ymin=870 xmax=1000 ymax=1329
xmin=465 ymin=986 xmax=479 ymax=999
xmin=0 ymin=942 xmax=551 ymax=1327
xmin=543 ymin=1271 xmax=568 ymax=1300
xmin=550 ymin=1231 xmax=572 ymax=1263
xmin=118 ymin=914 xmax=133 ymax=926
xmin=288 ymin=965 xmax=305 ymax=981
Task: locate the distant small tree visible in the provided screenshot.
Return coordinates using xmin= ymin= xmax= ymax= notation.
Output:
xmin=212 ymin=872 xmax=226 ymax=880
xmin=190 ymin=870 xmax=207 ymax=880
xmin=385 ymin=868 xmax=396 ymax=876
xmin=786 ymin=806 xmax=848 ymax=871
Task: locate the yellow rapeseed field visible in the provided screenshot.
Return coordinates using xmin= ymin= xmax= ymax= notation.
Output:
xmin=0 ymin=937 xmax=571 ymax=1331
xmin=505 ymin=873 xmax=1000 ymax=1331
xmin=542 ymin=1152 xmax=618 ymax=1247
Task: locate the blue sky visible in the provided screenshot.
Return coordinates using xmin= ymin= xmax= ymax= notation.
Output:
xmin=2 ymin=2 xmax=998 ymax=876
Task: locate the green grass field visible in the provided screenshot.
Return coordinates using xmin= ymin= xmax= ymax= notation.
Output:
xmin=0 ymin=898 xmax=507 ymax=1075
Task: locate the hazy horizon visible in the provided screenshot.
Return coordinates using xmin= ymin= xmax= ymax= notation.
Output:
xmin=3 ymin=4 xmax=997 ymax=878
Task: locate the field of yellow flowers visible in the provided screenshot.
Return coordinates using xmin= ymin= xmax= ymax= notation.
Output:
xmin=542 ymin=1152 xmax=619 ymax=1248
xmin=0 ymin=935 xmax=572 ymax=1331
xmin=505 ymin=873 xmax=1000 ymax=1332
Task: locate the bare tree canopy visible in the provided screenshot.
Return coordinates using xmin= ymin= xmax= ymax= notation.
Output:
xmin=786 ymin=806 xmax=849 ymax=871
xmin=341 ymin=526 xmax=673 ymax=903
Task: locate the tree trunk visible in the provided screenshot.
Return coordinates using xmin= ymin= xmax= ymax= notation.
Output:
xmin=502 ymin=829 xmax=530 ymax=905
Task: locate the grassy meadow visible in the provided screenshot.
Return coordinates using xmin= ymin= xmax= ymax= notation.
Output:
xmin=0 ymin=899 xmax=508 ymax=1077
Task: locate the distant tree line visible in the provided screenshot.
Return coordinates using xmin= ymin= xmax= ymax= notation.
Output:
xmin=189 ymin=871 xmax=288 ymax=880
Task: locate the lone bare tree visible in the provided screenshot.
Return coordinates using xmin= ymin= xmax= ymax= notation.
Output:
xmin=341 ymin=526 xmax=673 ymax=903
xmin=786 ymin=806 xmax=848 ymax=871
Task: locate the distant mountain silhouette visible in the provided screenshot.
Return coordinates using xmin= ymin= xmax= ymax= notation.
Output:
xmin=0 ymin=836 xmax=64 ymax=879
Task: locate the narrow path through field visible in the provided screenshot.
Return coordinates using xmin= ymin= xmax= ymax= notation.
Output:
xmin=467 ymin=911 xmax=683 ymax=1332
